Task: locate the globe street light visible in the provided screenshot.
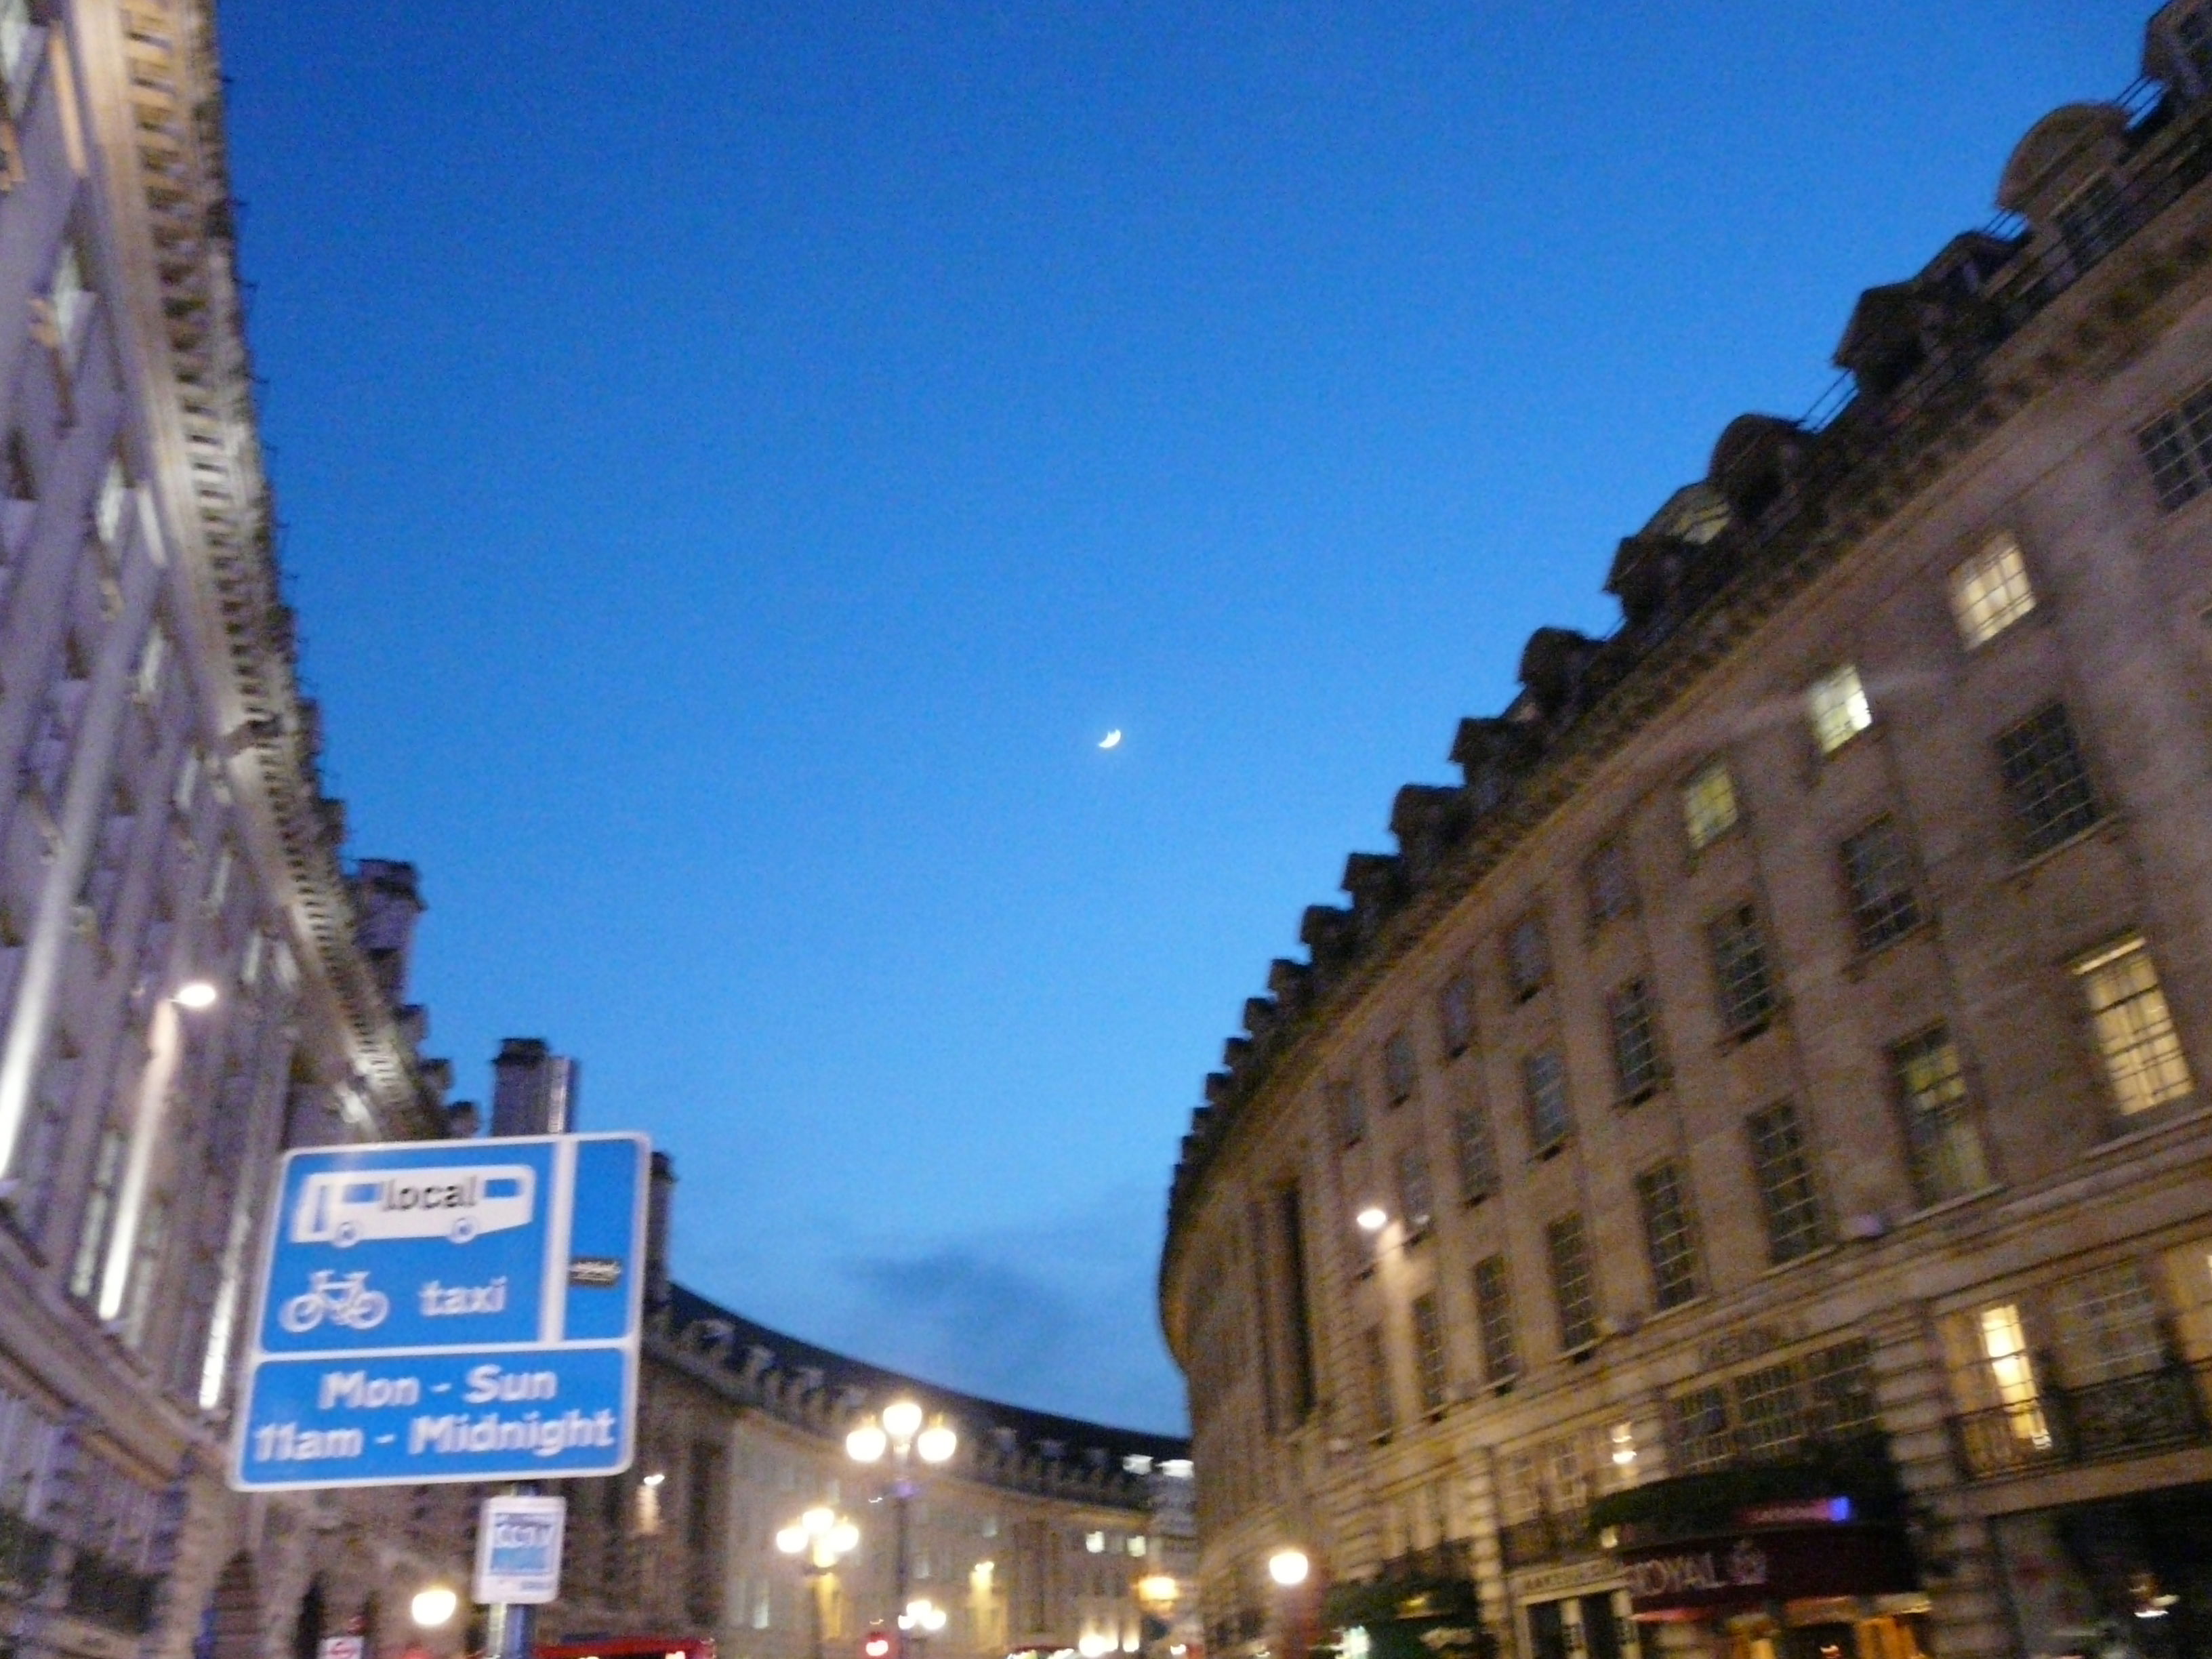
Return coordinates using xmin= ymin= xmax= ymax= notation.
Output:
xmin=846 ymin=1399 xmax=957 ymax=1622
xmin=778 ymin=1507 xmax=859 ymax=1659
xmin=409 ymin=1586 xmax=459 ymax=1630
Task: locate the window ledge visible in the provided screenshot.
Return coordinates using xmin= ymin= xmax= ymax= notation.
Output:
xmin=1842 ymin=917 xmax=1937 ymax=977
xmin=1759 ymin=1243 xmax=1838 ymax=1279
xmin=2086 ymin=1100 xmax=2210 ymax=1162
xmin=1898 ymin=1184 xmax=2007 ymax=1226
xmin=2006 ymin=815 xmax=2121 ymax=880
xmin=1614 ymin=1078 xmax=1669 ymax=1109
xmin=1641 ymin=1294 xmax=1708 ymax=1326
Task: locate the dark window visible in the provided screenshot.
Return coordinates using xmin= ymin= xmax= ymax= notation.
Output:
xmin=1546 ymin=1214 xmax=1599 ymax=1352
xmin=1382 ymin=1031 xmax=1419 ymax=1104
xmin=1395 ymin=1143 xmax=1434 ymax=1232
xmin=1635 ymin=1161 xmax=1700 ymax=1310
xmin=1709 ymin=905 xmax=1778 ymax=1038
xmin=1506 ymin=913 xmax=1550 ymax=1001
xmin=1666 ymin=1385 xmax=1732 ymax=1472
xmin=1363 ymin=1326 xmax=1395 ymax=1434
xmin=1748 ymin=1100 xmax=1824 ymax=1263
xmin=1328 ymin=1079 xmax=1367 ymax=1147
xmin=1996 ymin=703 xmax=2100 ymax=856
xmin=1607 ymin=979 xmax=1664 ymax=1101
xmin=1585 ymin=841 xmax=1635 ymax=925
xmin=1524 ymin=1051 xmax=1571 ymax=1153
xmin=1889 ymin=1027 xmax=1990 ymax=1206
xmin=1410 ymin=1293 xmax=1449 ymax=1413
xmin=2138 ymin=377 xmax=2212 ymax=512
xmin=1841 ymin=816 xmax=1921 ymax=949
xmin=2056 ymin=173 xmax=2131 ymax=270
xmin=1804 ymin=1338 xmax=1877 ymax=1436
xmin=1437 ymin=970 xmax=1476 ymax=1057
xmin=1472 ymin=1255 xmax=1519 ymax=1382
xmin=1275 ymin=1185 xmax=1317 ymax=1419
xmin=1452 ymin=1102 xmax=1498 ymax=1204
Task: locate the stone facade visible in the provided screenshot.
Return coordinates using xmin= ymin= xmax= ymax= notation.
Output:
xmin=1159 ymin=10 xmax=2212 ymax=1659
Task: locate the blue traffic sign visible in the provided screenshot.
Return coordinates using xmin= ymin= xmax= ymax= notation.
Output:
xmin=230 ymin=1132 xmax=648 ymax=1492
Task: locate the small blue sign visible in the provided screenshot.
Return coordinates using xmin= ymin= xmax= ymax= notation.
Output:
xmin=230 ymin=1132 xmax=648 ymax=1492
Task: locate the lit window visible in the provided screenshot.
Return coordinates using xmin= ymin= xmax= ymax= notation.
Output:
xmin=1681 ymin=759 xmax=1739 ymax=851
xmin=1949 ymin=535 xmax=2036 ymax=645
xmin=1545 ymin=1214 xmax=1599 ymax=1352
xmin=2142 ymin=373 xmax=2212 ymax=511
xmin=1978 ymin=1303 xmax=2051 ymax=1448
xmin=1889 ymin=1027 xmax=1988 ymax=1206
xmin=1523 ymin=1052 xmax=1570 ymax=1154
xmin=1840 ymin=816 xmax=1921 ymax=949
xmin=1806 ymin=664 xmax=1872 ymax=754
xmin=1380 ymin=1031 xmax=1418 ymax=1103
xmin=1471 ymin=1255 xmax=1517 ymax=1382
xmin=2074 ymin=935 xmax=2193 ymax=1115
xmin=1747 ymin=1100 xmax=1823 ymax=1263
xmin=1635 ymin=1161 xmax=1700 ymax=1310
xmin=1084 ymin=1532 xmax=1104 ymax=1554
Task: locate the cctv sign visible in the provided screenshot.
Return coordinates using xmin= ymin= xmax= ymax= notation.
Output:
xmin=231 ymin=1134 xmax=648 ymax=1492
xmin=475 ymin=1494 xmax=567 ymax=1605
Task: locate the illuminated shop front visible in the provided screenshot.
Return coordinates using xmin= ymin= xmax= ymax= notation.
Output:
xmin=1989 ymin=1482 xmax=2212 ymax=1659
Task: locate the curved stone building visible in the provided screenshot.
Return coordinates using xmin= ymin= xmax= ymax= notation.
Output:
xmin=1160 ymin=9 xmax=2212 ymax=1659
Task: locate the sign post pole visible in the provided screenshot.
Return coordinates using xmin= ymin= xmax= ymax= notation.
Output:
xmin=483 ymin=1483 xmax=539 ymax=1659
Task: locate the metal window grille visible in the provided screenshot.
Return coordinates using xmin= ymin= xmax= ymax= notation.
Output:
xmin=2057 ymin=173 xmax=2133 ymax=269
xmin=1585 ymin=840 xmax=1634 ymax=924
xmin=1395 ymin=1144 xmax=1434 ymax=1231
xmin=1666 ymin=1385 xmax=1732 ymax=1473
xmin=1732 ymin=1360 xmax=1805 ymax=1460
xmin=1804 ymin=1339 xmax=1878 ymax=1436
xmin=1546 ymin=1214 xmax=1599 ymax=1352
xmin=1806 ymin=663 xmax=1873 ymax=754
xmin=1889 ymin=1027 xmax=1988 ymax=1204
xmin=1709 ymin=905 xmax=1778 ymax=1038
xmin=1364 ymin=1326 xmax=1395 ymax=1434
xmin=2138 ymin=377 xmax=2212 ymax=511
xmin=1949 ymin=534 xmax=2036 ymax=645
xmin=1996 ymin=703 xmax=2100 ymax=856
xmin=1472 ymin=1255 xmax=1519 ymax=1382
xmin=1410 ymin=1293 xmax=1449 ymax=1413
xmin=2053 ymin=1263 xmax=2166 ymax=1385
xmin=1437 ymin=970 xmax=1475 ymax=1056
xmin=1382 ymin=1032 xmax=1419 ymax=1103
xmin=1748 ymin=1100 xmax=1824 ymax=1263
xmin=2074 ymin=935 xmax=2194 ymax=1115
xmin=1841 ymin=816 xmax=1921 ymax=949
xmin=1635 ymin=1161 xmax=1700 ymax=1310
xmin=1506 ymin=914 xmax=1550 ymax=1000
xmin=1608 ymin=979 xmax=1664 ymax=1100
xmin=1327 ymin=1078 xmax=1367 ymax=1146
xmin=1452 ymin=1103 xmax=1498 ymax=1204
xmin=1524 ymin=1051 xmax=1572 ymax=1152
xmin=1682 ymin=760 xmax=1739 ymax=851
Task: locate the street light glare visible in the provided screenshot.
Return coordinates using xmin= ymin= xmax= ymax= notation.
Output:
xmin=1355 ymin=1206 xmax=1388 ymax=1233
xmin=409 ymin=1586 xmax=458 ymax=1629
xmin=828 ymin=1521 xmax=860 ymax=1555
xmin=846 ymin=1420 xmax=888 ymax=1462
xmin=775 ymin=1525 xmax=808 ymax=1555
xmin=1268 ymin=1549 xmax=1311 ymax=1586
xmin=916 ymin=1418 xmax=957 ymax=1464
xmin=175 ymin=980 xmax=219 ymax=1010
xmin=882 ymin=1399 xmax=924 ymax=1440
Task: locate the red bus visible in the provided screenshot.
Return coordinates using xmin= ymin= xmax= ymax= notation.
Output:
xmin=539 ymin=1638 xmax=715 ymax=1659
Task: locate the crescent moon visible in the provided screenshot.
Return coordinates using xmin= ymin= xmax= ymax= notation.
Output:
xmin=1099 ymin=730 xmax=1123 ymax=750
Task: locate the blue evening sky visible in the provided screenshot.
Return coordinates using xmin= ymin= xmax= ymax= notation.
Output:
xmin=220 ymin=1 xmax=2146 ymax=1432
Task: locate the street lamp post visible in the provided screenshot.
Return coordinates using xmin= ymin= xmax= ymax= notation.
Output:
xmin=846 ymin=1399 xmax=957 ymax=1635
xmin=777 ymin=1507 xmax=859 ymax=1659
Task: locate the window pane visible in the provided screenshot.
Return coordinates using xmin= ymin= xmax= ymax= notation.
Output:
xmin=1395 ymin=1144 xmax=1434 ymax=1231
xmin=1585 ymin=841 xmax=1635 ymax=924
xmin=2053 ymin=1263 xmax=2165 ymax=1384
xmin=1635 ymin=1161 xmax=1700 ymax=1309
xmin=1382 ymin=1032 xmax=1419 ymax=1103
xmin=1806 ymin=664 xmax=1873 ymax=754
xmin=1978 ymin=1303 xmax=2052 ymax=1447
xmin=1507 ymin=914 xmax=1550 ymax=1000
xmin=1452 ymin=1102 xmax=1498 ymax=1204
xmin=1995 ymin=703 xmax=2100 ymax=857
xmin=1949 ymin=535 xmax=2036 ymax=646
xmin=1841 ymin=816 xmax=1921 ymax=949
xmin=1608 ymin=979 xmax=1664 ymax=1101
xmin=1748 ymin=1100 xmax=1824 ymax=1263
xmin=2137 ymin=378 xmax=2212 ymax=512
xmin=1410 ymin=1293 xmax=1449 ymax=1413
xmin=1709 ymin=904 xmax=1778 ymax=1038
xmin=1666 ymin=1384 xmax=1731 ymax=1471
xmin=1364 ymin=1326 xmax=1395 ymax=1434
xmin=1437 ymin=970 xmax=1476 ymax=1056
xmin=1732 ymin=1359 xmax=1804 ymax=1460
xmin=2074 ymin=935 xmax=2194 ymax=1115
xmin=1546 ymin=1214 xmax=1599 ymax=1352
xmin=1472 ymin=1255 xmax=1519 ymax=1382
xmin=1682 ymin=760 xmax=1739 ymax=851
xmin=1525 ymin=1051 xmax=1572 ymax=1153
xmin=1889 ymin=1027 xmax=1989 ymax=1205
xmin=1327 ymin=1079 xmax=1368 ymax=1146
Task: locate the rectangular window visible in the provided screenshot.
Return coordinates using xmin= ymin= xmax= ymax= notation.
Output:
xmin=1841 ymin=816 xmax=1921 ymax=949
xmin=2074 ymin=935 xmax=2193 ymax=1115
xmin=1949 ymin=533 xmax=2036 ymax=645
xmin=1364 ymin=1326 xmax=1395 ymax=1434
xmin=1889 ymin=1027 xmax=1989 ymax=1204
xmin=1995 ymin=703 xmax=2100 ymax=857
xmin=1667 ymin=1385 xmax=1732 ymax=1471
xmin=1523 ymin=1051 xmax=1572 ymax=1154
xmin=1327 ymin=1079 xmax=1368 ymax=1147
xmin=1506 ymin=913 xmax=1550 ymax=1001
xmin=1410 ymin=1293 xmax=1449 ymax=1413
xmin=1607 ymin=979 xmax=1664 ymax=1101
xmin=1804 ymin=1338 xmax=1878 ymax=1436
xmin=1709 ymin=904 xmax=1778 ymax=1038
xmin=1437 ymin=970 xmax=1476 ymax=1057
xmin=1472 ymin=1256 xmax=1519 ymax=1382
xmin=1546 ymin=1214 xmax=1599 ymax=1352
xmin=2138 ymin=377 xmax=2212 ymax=512
xmin=1382 ymin=1031 xmax=1419 ymax=1103
xmin=1452 ymin=1102 xmax=1498 ymax=1204
xmin=2053 ymin=1263 xmax=2165 ymax=1384
xmin=1275 ymin=1186 xmax=1317 ymax=1419
xmin=1635 ymin=1161 xmax=1700 ymax=1310
xmin=1978 ymin=1302 xmax=2052 ymax=1448
xmin=1395 ymin=1143 xmax=1434 ymax=1232
xmin=1748 ymin=1100 xmax=1824 ymax=1263
xmin=1585 ymin=840 xmax=1635 ymax=925
xmin=1682 ymin=759 xmax=1739 ymax=851
xmin=1733 ymin=1358 xmax=1806 ymax=1460
xmin=1806 ymin=663 xmax=1873 ymax=754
